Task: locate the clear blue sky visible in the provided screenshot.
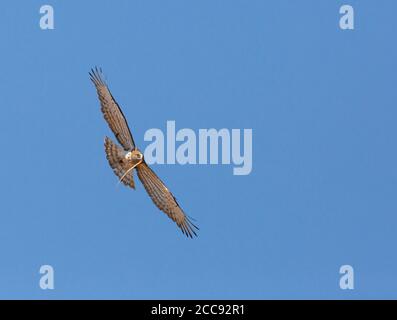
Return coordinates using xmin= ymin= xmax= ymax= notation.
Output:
xmin=0 ymin=0 xmax=396 ymax=299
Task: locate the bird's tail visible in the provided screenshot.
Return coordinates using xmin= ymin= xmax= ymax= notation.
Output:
xmin=104 ymin=137 xmax=135 ymax=189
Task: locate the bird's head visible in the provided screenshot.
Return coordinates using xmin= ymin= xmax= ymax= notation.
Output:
xmin=125 ymin=149 xmax=144 ymax=163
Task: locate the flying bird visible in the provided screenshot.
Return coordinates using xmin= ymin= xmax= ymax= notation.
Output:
xmin=89 ymin=67 xmax=198 ymax=238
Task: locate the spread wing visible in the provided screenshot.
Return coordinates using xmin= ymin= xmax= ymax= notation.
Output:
xmin=104 ymin=137 xmax=135 ymax=189
xmin=90 ymin=67 xmax=135 ymax=151
xmin=136 ymin=162 xmax=198 ymax=238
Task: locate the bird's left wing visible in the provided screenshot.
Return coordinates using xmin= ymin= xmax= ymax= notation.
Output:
xmin=90 ymin=67 xmax=135 ymax=151
xmin=136 ymin=161 xmax=198 ymax=238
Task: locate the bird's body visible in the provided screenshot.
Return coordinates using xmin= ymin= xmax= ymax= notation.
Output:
xmin=90 ymin=67 xmax=198 ymax=238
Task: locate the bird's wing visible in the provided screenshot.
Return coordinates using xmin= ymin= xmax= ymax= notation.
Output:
xmin=104 ymin=137 xmax=135 ymax=189
xmin=90 ymin=67 xmax=135 ymax=151
xmin=136 ymin=161 xmax=198 ymax=238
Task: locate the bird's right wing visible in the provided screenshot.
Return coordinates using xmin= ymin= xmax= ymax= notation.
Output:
xmin=90 ymin=67 xmax=135 ymax=151
xmin=136 ymin=161 xmax=198 ymax=238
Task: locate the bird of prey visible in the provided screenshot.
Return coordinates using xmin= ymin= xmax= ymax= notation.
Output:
xmin=89 ymin=67 xmax=198 ymax=238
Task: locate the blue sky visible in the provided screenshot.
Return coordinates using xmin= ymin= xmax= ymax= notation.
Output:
xmin=0 ymin=0 xmax=396 ymax=299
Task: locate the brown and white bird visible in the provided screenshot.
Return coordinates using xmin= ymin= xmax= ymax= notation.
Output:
xmin=90 ymin=67 xmax=198 ymax=238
